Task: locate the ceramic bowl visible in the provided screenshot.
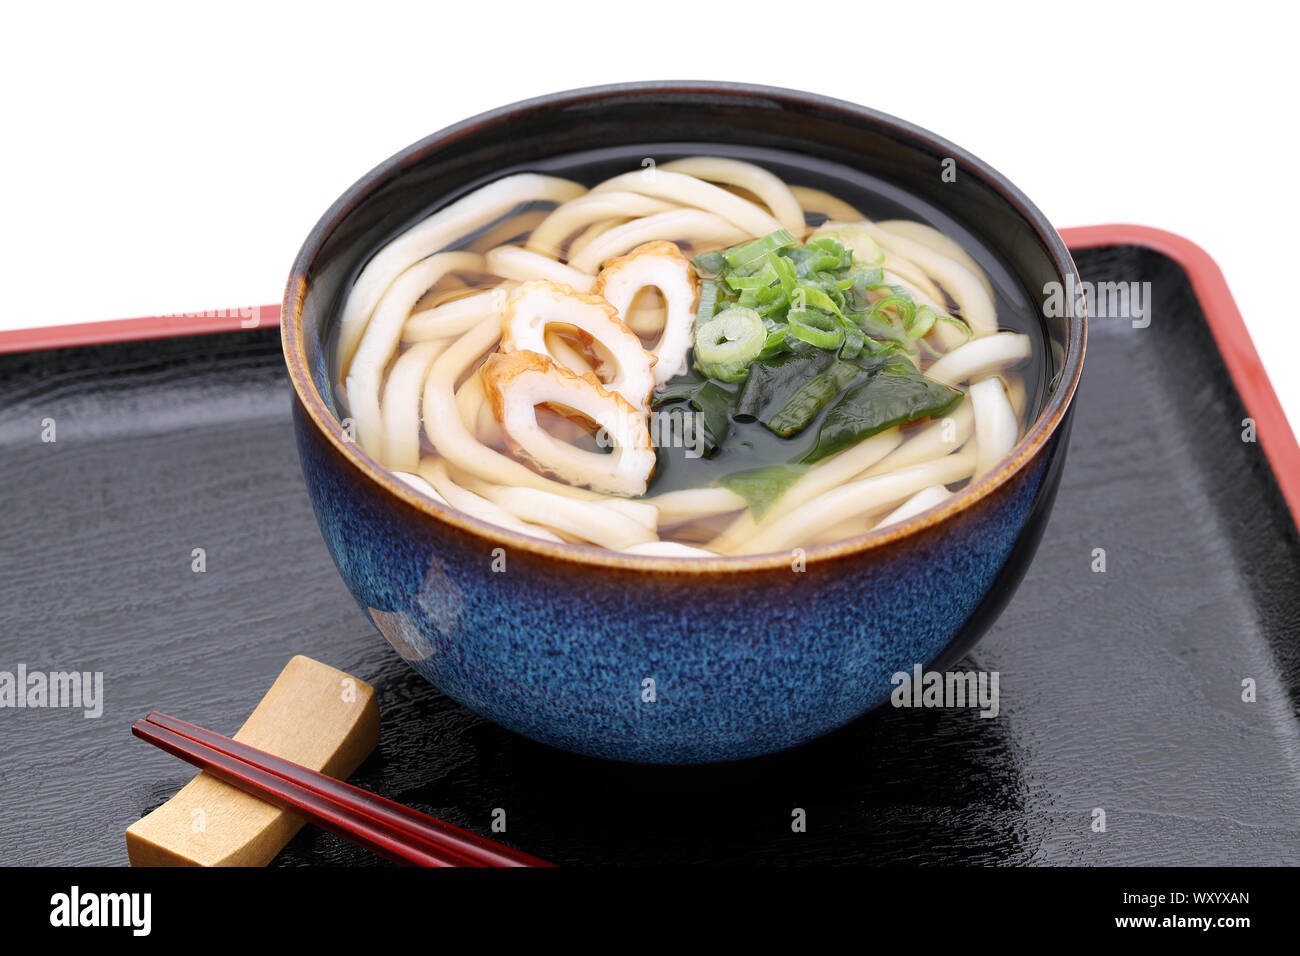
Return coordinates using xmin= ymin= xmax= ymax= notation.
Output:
xmin=282 ymin=82 xmax=1085 ymax=764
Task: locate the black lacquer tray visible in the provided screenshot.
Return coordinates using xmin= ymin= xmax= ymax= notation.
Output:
xmin=2 ymin=230 xmax=1298 ymax=866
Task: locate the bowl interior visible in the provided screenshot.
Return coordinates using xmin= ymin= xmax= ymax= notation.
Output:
xmin=287 ymin=82 xmax=1081 ymax=565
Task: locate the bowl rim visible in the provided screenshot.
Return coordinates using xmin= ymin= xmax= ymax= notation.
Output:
xmin=282 ymin=80 xmax=1086 ymax=574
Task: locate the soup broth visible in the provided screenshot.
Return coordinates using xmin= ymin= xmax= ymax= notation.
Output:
xmin=328 ymin=144 xmax=1048 ymax=557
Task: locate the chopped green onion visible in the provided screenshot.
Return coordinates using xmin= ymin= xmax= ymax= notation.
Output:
xmin=757 ymin=326 xmax=789 ymax=360
xmin=909 ymin=304 xmax=937 ymax=339
xmin=770 ymin=252 xmax=797 ymax=294
xmin=865 ymin=290 xmax=918 ymax=335
xmin=793 ymin=283 xmax=844 ymax=317
xmin=787 ymin=309 xmax=844 ymax=350
xmin=686 ymin=226 xmax=953 ymax=391
xmin=726 ymin=259 xmax=780 ymax=291
xmin=840 ymin=325 xmax=866 ymax=360
xmin=935 ymin=310 xmax=973 ymax=341
xmin=813 ymin=224 xmax=885 ymax=267
xmin=695 ymin=306 xmax=767 ymax=382
xmin=692 ymin=251 xmax=728 ymax=277
xmin=694 ymin=278 xmax=720 ymax=331
xmin=723 ymin=229 xmax=798 ymax=270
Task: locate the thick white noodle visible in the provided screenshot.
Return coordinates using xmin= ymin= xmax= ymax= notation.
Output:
xmin=417 ymin=458 xmax=564 ymax=543
xmin=346 ymin=251 xmax=483 ymax=460
xmin=336 ymin=173 xmax=584 ymax=375
xmin=476 ymin=485 xmax=657 ymax=551
xmin=600 ymin=498 xmax=660 ymax=530
xmin=526 ymin=192 xmax=678 ymax=258
xmin=644 ymin=487 xmax=748 ymax=527
xmin=709 ymin=429 xmax=904 ymax=553
xmin=925 ymin=332 xmax=1031 ymax=386
xmin=455 ymin=368 xmax=484 ymax=430
xmin=970 ymin=378 xmax=1020 ymax=478
xmin=877 ymin=220 xmax=994 ymax=299
xmin=568 ymin=210 xmax=749 ymax=273
xmin=391 ymin=470 xmax=449 ymax=505
xmin=453 ymin=369 xmax=504 ymax=446
xmin=807 ymin=512 xmax=888 ymax=546
xmin=861 ymin=398 xmax=975 ymax=477
xmin=590 ymin=169 xmax=781 ymax=237
xmin=567 ymin=219 xmax=623 ymax=258
xmin=880 ymin=258 xmax=945 ymax=305
xmin=1000 ymin=373 xmax=1027 ymax=420
xmin=873 ymin=485 xmax=954 ymax=530
xmin=485 ymin=245 xmax=595 ymax=293
xmin=731 ymin=451 xmax=977 ymax=555
xmin=622 ymin=541 xmax=717 ymax=557
xmin=789 ymin=186 xmax=863 ymax=223
xmin=380 ymin=339 xmax=450 ymax=472
xmin=465 ymin=208 xmax=549 ymax=255
xmin=659 ymin=157 xmax=805 ymax=235
xmin=402 ymin=290 xmax=506 ymax=342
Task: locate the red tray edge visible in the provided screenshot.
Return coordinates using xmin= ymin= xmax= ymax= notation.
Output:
xmin=1060 ymin=225 xmax=1300 ymax=527
xmin=1 ymin=225 xmax=1295 ymax=528
xmin=0 ymin=305 xmax=283 ymax=353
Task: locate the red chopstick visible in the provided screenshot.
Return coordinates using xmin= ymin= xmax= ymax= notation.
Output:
xmin=132 ymin=711 xmax=553 ymax=867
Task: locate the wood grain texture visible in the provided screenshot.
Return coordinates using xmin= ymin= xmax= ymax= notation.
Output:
xmin=0 ymin=246 xmax=1298 ymax=866
xmin=125 ymin=656 xmax=379 ymax=866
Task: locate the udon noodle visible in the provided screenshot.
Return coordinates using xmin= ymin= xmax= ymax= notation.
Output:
xmin=333 ymin=158 xmax=1033 ymax=557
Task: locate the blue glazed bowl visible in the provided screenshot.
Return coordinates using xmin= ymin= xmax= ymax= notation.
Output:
xmin=282 ymin=82 xmax=1085 ymax=764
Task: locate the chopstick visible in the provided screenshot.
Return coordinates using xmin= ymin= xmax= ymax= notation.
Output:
xmin=132 ymin=711 xmax=553 ymax=867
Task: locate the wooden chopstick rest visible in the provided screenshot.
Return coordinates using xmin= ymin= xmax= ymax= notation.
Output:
xmin=126 ymin=655 xmax=380 ymax=866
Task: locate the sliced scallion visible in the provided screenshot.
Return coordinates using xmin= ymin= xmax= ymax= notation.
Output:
xmin=695 ymin=306 xmax=767 ymax=382
xmin=787 ymin=309 xmax=844 ymax=350
xmin=723 ymin=229 xmax=798 ymax=271
xmin=694 ymin=278 xmax=720 ymax=331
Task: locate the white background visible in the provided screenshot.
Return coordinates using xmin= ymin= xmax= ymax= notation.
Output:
xmin=5 ymin=2 xmax=1296 ymax=436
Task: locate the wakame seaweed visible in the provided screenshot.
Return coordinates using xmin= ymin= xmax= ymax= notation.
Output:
xmin=652 ymin=370 xmax=739 ymax=455
xmin=802 ymin=357 xmax=963 ymax=463
xmin=734 ymin=351 xmax=861 ymax=437
xmin=717 ymin=464 xmax=809 ymax=520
